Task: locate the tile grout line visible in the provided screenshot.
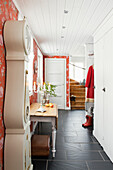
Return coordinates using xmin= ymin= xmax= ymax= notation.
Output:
xmin=98 ymin=151 xmax=105 ymax=161
xmin=91 ymin=136 xmax=98 ymax=143
xmin=32 ymin=159 xmax=111 ymax=162
xmin=65 ymin=150 xmax=68 ymax=160
xmin=46 ymin=160 xmax=48 ymax=170
xmin=86 ymin=161 xmax=90 ymax=170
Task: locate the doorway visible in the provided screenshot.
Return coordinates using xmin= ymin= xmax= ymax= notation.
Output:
xmin=45 ymin=58 xmax=66 ymax=109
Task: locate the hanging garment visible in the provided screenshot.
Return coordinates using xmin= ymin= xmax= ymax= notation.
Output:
xmin=85 ymin=65 xmax=94 ymax=100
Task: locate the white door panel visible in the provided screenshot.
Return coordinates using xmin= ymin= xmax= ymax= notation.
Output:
xmin=50 ymin=96 xmax=64 ymax=108
xmin=94 ymin=27 xmax=113 ymax=162
xmin=103 ymin=29 xmax=113 ymax=157
xmin=46 ymin=74 xmax=64 ymax=84
xmin=45 ymin=59 xmax=66 ymax=109
xmin=94 ymin=38 xmax=104 ymax=146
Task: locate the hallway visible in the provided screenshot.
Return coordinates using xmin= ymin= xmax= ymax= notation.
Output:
xmin=32 ymin=110 xmax=113 ymax=170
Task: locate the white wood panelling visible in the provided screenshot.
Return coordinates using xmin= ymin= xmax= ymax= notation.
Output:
xmin=94 ymin=10 xmax=113 ymax=162
xmin=14 ymin=0 xmax=113 ymax=56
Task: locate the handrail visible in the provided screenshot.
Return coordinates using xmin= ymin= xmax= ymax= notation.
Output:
xmin=69 ymin=63 xmax=85 ymax=70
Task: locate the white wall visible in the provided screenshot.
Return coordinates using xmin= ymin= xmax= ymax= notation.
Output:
xmin=85 ymin=43 xmax=94 ymax=78
xmin=69 ymin=56 xmax=85 ymax=82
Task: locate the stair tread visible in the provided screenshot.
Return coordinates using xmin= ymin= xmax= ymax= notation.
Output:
xmin=71 ymin=108 xmax=85 ymax=110
xmin=70 ymin=82 xmax=85 ymax=87
xmin=70 ymin=90 xmax=85 ymax=92
xmin=71 ymin=105 xmax=85 ymax=107
xmin=70 ymin=79 xmax=85 ymax=110
xmin=73 ymin=101 xmax=85 ymax=103
xmin=70 ymin=93 xmax=85 ymax=95
xmin=71 ymin=91 xmax=85 ymax=93
xmin=71 ymin=106 xmax=85 ymax=107
xmin=71 ymin=103 xmax=85 ymax=105
xmin=70 ymin=85 xmax=85 ymax=87
xmin=70 ymin=94 xmax=85 ymax=97
xmin=70 ymin=79 xmax=79 ymax=83
xmin=70 ymin=88 xmax=85 ymax=89
xmin=70 ymin=96 xmax=85 ymax=98
xmin=70 ymin=94 xmax=85 ymax=96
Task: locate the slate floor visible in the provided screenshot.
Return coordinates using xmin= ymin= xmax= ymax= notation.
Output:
xmin=32 ymin=110 xmax=113 ymax=170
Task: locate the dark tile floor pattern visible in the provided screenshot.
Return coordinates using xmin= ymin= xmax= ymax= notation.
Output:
xmin=32 ymin=110 xmax=113 ymax=170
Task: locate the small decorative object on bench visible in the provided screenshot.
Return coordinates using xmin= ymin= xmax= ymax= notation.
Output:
xmin=31 ymin=135 xmax=50 ymax=156
xmin=33 ymin=82 xmax=57 ymax=112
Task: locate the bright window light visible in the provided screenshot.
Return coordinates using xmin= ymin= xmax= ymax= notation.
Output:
xmin=28 ymin=37 xmax=34 ymax=96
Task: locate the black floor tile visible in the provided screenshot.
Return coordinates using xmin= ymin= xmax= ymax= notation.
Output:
xmin=66 ymin=150 xmax=103 ymax=161
xmin=76 ymin=132 xmax=93 ymax=139
xmin=91 ymin=136 xmax=99 ymax=142
xmin=57 ymin=126 xmax=64 ymax=131
xmin=100 ymin=151 xmax=110 ymax=160
xmin=64 ymin=135 xmax=93 ymax=143
xmin=62 ymin=117 xmax=72 ymax=122
xmin=48 ymin=150 xmax=67 ymax=160
xmin=48 ymin=161 xmax=88 ymax=170
xmin=32 ymin=110 xmax=113 ymax=170
xmin=58 ymin=121 xmax=63 ymax=127
xmin=57 ymin=131 xmax=77 ymax=137
xmin=87 ymin=161 xmax=113 ymax=170
xmin=73 ymin=123 xmax=93 ymax=132
xmin=32 ymin=160 xmax=47 ymax=170
xmin=56 ymin=136 xmax=65 ymax=143
xmin=56 ymin=142 xmax=82 ymax=152
xmin=80 ymin=143 xmax=103 ymax=151
xmin=63 ymin=125 xmax=76 ymax=132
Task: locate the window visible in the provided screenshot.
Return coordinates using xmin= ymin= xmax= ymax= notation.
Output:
xmin=75 ymin=62 xmax=84 ymax=82
xmin=28 ymin=37 xmax=34 ymax=96
xmin=37 ymin=48 xmax=43 ymax=86
xmin=69 ymin=62 xmax=85 ymax=83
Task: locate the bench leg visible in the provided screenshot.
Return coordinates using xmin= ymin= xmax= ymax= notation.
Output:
xmin=52 ymin=125 xmax=56 ymax=157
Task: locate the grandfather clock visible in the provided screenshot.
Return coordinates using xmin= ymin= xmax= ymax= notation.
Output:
xmin=4 ymin=20 xmax=33 ymax=170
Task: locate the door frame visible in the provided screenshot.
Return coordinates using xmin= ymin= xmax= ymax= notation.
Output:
xmin=45 ymin=58 xmax=66 ymax=109
xmin=37 ymin=49 xmax=43 ymax=102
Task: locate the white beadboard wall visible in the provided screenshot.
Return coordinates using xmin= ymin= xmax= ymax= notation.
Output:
xmin=94 ymin=9 xmax=113 ymax=163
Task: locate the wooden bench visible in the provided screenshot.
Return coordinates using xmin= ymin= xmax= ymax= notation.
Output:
xmin=31 ymin=135 xmax=50 ymax=156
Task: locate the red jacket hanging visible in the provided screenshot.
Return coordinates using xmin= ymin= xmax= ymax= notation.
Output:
xmin=85 ymin=65 xmax=94 ymax=99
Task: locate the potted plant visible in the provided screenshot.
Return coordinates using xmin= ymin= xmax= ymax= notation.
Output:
xmin=43 ymin=83 xmax=57 ymax=104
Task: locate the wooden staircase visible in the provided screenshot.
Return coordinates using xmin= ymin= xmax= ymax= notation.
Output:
xmin=70 ymin=79 xmax=85 ymax=110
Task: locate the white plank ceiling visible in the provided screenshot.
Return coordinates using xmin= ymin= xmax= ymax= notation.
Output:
xmin=14 ymin=0 xmax=113 ymax=56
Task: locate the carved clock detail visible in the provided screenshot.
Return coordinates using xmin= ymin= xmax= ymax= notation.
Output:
xmin=23 ymin=24 xmax=31 ymax=55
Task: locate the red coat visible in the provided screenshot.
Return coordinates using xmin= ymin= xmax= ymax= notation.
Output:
xmin=85 ymin=65 xmax=94 ymax=99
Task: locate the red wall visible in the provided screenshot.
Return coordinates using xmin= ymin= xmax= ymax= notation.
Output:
xmin=43 ymin=55 xmax=69 ymax=107
xmin=0 ymin=1 xmax=39 ymax=169
xmin=0 ymin=1 xmax=18 ymax=168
